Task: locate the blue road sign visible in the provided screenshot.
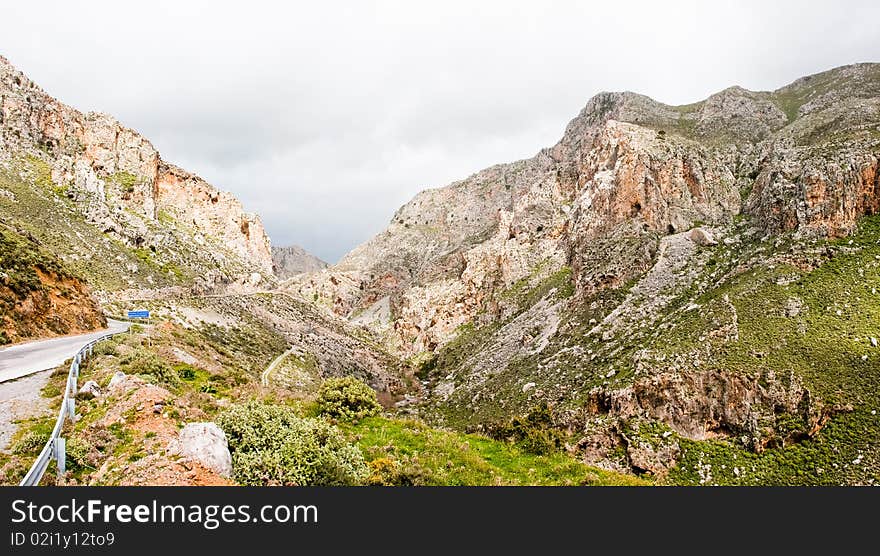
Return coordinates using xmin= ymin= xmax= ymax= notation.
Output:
xmin=127 ymin=310 xmax=150 ymax=319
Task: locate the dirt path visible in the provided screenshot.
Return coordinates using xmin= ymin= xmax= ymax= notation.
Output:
xmin=0 ymin=369 xmax=53 ymax=452
xmin=261 ymin=347 xmax=296 ymax=386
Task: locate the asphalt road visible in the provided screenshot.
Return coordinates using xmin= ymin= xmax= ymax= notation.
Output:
xmin=0 ymin=319 xmax=130 ymax=383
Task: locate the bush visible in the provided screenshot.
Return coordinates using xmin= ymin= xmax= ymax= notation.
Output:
xmin=365 ymin=456 xmax=431 ymax=486
xmin=66 ymin=438 xmax=94 ymax=471
xmin=316 ymin=377 xmax=381 ymax=422
xmin=119 ymin=349 xmax=179 ymax=387
xmin=92 ymin=341 xmax=118 ymax=357
xmin=11 ymin=431 xmax=49 ymax=455
xmin=217 ymin=401 xmax=368 ymax=486
xmin=487 ymin=402 xmax=564 ymax=456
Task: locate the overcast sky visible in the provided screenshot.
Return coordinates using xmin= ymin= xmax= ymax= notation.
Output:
xmin=3 ymin=1 xmax=878 ymax=262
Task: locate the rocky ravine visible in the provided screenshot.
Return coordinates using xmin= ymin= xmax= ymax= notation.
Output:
xmin=293 ymin=63 xmax=880 ymax=483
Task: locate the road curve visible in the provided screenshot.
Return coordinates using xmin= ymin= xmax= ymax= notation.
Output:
xmin=0 ymin=319 xmax=130 ymax=383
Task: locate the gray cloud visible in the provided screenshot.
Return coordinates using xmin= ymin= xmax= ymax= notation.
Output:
xmin=3 ymin=0 xmax=879 ymax=261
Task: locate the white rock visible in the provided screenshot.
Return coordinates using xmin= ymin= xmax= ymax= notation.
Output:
xmin=78 ymin=380 xmax=101 ymax=398
xmin=522 ymin=382 xmax=536 ymax=393
xmin=871 ymin=337 xmax=877 ymax=347
xmin=168 ymin=422 xmax=233 ymax=478
xmin=688 ymin=227 xmax=717 ymax=246
xmin=108 ymin=371 xmax=126 ymax=388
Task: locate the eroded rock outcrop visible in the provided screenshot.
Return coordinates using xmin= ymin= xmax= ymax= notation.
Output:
xmin=0 ymin=55 xmax=274 ymax=288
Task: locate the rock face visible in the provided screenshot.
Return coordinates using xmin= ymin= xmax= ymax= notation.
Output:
xmin=0 ymin=55 xmax=274 ymax=294
xmin=77 ymin=380 xmax=101 ymax=399
xmin=297 ymin=63 xmax=880 ymax=358
xmin=272 ymin=245 xmax=328 ymax=278
xmin=293 ymin=63 xmax=880 ymax=481
xmin=168 ymin=423 xmax=233 ymax=478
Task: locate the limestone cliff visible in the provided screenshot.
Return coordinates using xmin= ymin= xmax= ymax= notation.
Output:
xmin=0 ymin=55 xmax=274 ymax=295
xmin=295 ymin=63 xmax=880 ymax=355
xmin=290 ymin=63 xmax=880 ymax=483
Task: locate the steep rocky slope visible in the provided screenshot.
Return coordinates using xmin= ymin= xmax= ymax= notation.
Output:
xmin=0 ymin=56 xmax=274 ymax=298
xmin=0 ymin=58 xmax=412 ymax=475
xmin=273 ymin=244 xmax=328 ymax=278
xmin=295 ymin=63 xmax=880 ymax=484
xmin=0 ymin=225 xmax=104 ymax=344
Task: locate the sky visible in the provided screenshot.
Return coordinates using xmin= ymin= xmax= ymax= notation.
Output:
xmin=3 ymin=1 xmax=879 ymax=262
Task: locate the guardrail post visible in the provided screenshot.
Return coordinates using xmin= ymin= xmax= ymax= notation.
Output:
xmin=54 ymin=438 xmax=66 ymax=480
xmin=67 ymin=397 xmax=75 ymax=420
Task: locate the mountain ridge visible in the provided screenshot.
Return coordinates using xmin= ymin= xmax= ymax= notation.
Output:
xmin=272 ymin=244 xmax=328 ymax=278
xmin=0 ymin=55 xmax=275 ymax=298
xmin=286 ymin=62 xmax=880 ymax=482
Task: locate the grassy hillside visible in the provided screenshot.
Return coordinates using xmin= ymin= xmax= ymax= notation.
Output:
xmin=418 ymin=215 xmax=880 ymax=485
xmin=0 ymin=317 xmax=641 ymax=487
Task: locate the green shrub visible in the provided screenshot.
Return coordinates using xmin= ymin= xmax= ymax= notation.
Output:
xmin=92 ymin=341 xmax=118 ymax=357
xmin=66 ymin=438 xmax=93 ymax=471
xmin=315 ymin=377 xmax=381 ymax=422
xmin=12 ymin=431 xmax=49 ymax=455
xmin=487 ymin=402 xmax=564 ymax=456
xmin=217 ymin=401 xmax=368 ymax=486
xmin=118 ymin=349 xmax=179 ymax=387
xmin=176 ymin=365 xmax=197 ymax=381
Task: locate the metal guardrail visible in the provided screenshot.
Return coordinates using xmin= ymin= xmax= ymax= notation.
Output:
xmin=19 ymin=330 xmax=124 ymax=486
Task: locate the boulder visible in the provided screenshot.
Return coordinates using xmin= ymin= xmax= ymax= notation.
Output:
xmin=108 ymin=371 xmax=126 ymax=389
xmin=77 ymin=380 xmax=101 ymax=399
xmin=168 ymin=422 xmax=233 ymax=478
xmin=688 ymin=227 xmax=717 ymax=246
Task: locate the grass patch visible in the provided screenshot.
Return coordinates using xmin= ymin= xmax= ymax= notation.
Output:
xmin=345 ymin=416 xmax=648 ymax=486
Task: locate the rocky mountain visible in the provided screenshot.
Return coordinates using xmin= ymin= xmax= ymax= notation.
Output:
xmin=294 ymin=63 xmax=880 ymax=484
xmin=273 ymin=244 xmax=328 ymax=278
xmin=0 ymin=55 xmax=274 ymax=300
xmin=3 ymin=54 xmax=879 ymax=485
xmin=0 ymin=55 xmax=407 ymax=411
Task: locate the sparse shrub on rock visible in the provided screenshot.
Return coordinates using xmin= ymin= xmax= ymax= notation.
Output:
xmin=11 ymin=431 xmax=49 ymax=455
xmin=118 ymin=348 xmax=179 ymax=387
xmin=66 ymin=437 xmax=95 ymax=471
xmin=217 ymin=401 xmax=368 ymax=486
xmin=316 ymin=376 xmax=382 ymax=422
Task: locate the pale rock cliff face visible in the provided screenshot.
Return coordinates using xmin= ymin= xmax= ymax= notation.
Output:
xmin=0 ymin=56 xmax=273 ymax=285
xmin=290 ymin=64 xmax=880 ymax=480
xmin=155 ymin=162 xmax=272 ymax=273
xmin=295 ymin=63 xmax=880 ymax=359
